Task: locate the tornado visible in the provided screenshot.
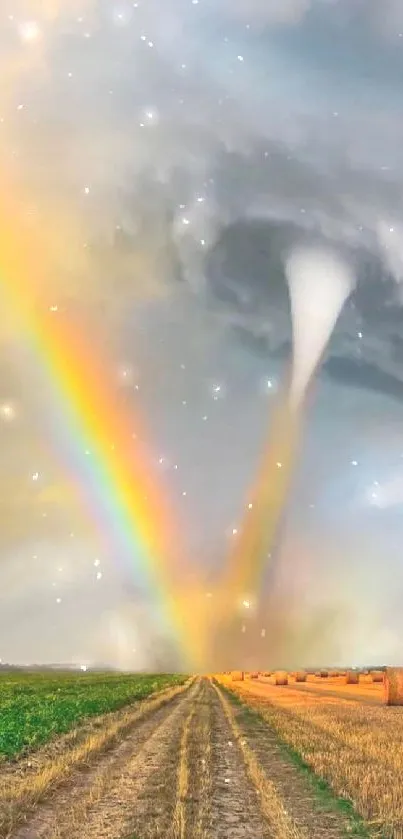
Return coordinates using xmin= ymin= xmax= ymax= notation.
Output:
xmin=286 ymin=245 xmax=355 ymax=407
xmin=209 ymin=244 xmax=355 ymax=669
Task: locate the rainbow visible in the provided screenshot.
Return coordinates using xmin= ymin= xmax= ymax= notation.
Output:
xmin=0 ymin=189 xmax=203 ymax=670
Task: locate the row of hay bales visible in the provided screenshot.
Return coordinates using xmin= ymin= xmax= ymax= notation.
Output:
xmin=229 ymin=667 xmax=403 ymax=704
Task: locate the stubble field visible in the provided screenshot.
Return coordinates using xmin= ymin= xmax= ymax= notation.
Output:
xmin=0 ymin=669 xmax=400 ymax=839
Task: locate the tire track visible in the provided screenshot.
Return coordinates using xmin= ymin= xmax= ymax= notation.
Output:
xmin=209 ymin=682 xmax=271 ymax=839
xmin=172 ymin=679 xmax=212 ymax=839
xmin=213 ymin=683 xmax=304 ymax=839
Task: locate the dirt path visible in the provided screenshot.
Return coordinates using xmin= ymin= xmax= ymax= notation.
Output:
xmin=6 ymin=678 xmax=362 ymax=839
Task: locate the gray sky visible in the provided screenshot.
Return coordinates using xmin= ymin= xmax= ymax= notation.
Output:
xmin=1 ymin=0 xmax=403 ymax=669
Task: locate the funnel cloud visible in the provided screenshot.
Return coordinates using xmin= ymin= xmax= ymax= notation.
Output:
xmin=286 ymin=245 xmax=355 ymax=406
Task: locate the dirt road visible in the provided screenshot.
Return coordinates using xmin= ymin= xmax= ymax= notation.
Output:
xmin=2 ymin=678 xmax=359 ymax=839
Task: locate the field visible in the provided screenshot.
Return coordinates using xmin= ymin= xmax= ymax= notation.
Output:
xmin=0 ymin=671 xmax=185 ymax=760
xmin=0 ymin=669 xmax=401 ymax=839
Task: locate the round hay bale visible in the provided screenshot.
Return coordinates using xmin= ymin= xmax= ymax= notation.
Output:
xmin=320 ymin=670 xmax=329 ymax=678
xmin=275 ymin=671 xmax=288 ymax=686
xmin=250 ymin=671 xmax=259 ymax=679
xmin=231 ymin=670 xmax=244 ymax=682
xmin=345 ymin=670 xmax=359 ymax=684
xmin=371 ymin=670 xmax=384 ymax=683
xmin=384 ymin=667 xmax=403 ymax=705
xmin=263 ymin=671 xmax=272 ymax=677
xmin=295 ymin=671 xmax=307 ymax=682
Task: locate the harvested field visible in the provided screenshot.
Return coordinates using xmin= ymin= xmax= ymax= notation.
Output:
xmin=257 ymin=671 xmax=384 ymax=705
xmin=0 ymin=672 xmax=376 ymax=839
xmin=217 ymin=672 xmax=403 ymax=837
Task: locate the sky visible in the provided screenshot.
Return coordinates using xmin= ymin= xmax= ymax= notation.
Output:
xmin=1 ymin=0 xmax=403 ymax=670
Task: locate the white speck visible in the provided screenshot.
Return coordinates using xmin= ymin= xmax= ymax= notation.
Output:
xmin=96 ymin=571 xmax=102 ymax=580
xmin=276 ymin=462 xmax=282 ymax=469
xmin=19 ymin=21 xmax=41 ymax=42
xmin=182 ymin=490 xmax=187 ymax=496
xmin=351 ymin=460 xmax=358 ymax=467
xmin=248 ymin=503 xmax=253 ymax=509
xmin=357 ymin=331 xmax=363 ymax=339
xmin=56 ymin=597 xmax=61 ymax=604
xmin=32 ymin=472 xmax=39 ymax=481
xmin=224 ymin=778 xmax=230 ymax=784
xmin=237 ymin=55 xmax=244 ymax=62
xmin=94 ymin=559 xmax=100 ymax=567
xmin=232 ymin=528 xmax=238 ymax=535
xmin=1 ymin=402 xmax=16 ymax=422
xmin=84 ymin=186 xmax=90 ymax=195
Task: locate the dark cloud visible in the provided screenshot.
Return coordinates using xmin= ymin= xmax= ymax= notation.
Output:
xmin=324 ymin=357 xmax=403 ymax=402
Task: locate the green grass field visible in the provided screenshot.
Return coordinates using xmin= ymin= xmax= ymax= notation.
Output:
xmin=0 ymin=671 xmax=185 ymax=761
